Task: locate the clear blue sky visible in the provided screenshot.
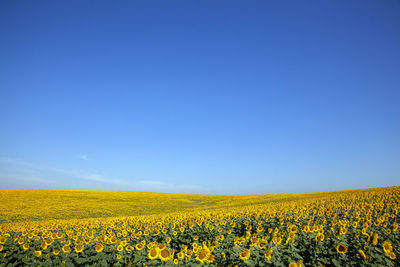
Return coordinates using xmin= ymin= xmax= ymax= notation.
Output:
xmin=1 ymin=0 xmax=399 ymax=194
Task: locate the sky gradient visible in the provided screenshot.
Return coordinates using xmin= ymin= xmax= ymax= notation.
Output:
xmin=1 ymin=0 xmax=399 ymax=194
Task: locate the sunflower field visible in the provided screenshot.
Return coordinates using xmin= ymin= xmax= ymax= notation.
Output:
xmin=0 ymin=187 xmax=399 ymax=266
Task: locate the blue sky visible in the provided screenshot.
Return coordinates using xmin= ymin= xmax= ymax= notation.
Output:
xmin=1 ymin=0 xmax=399 ymax=194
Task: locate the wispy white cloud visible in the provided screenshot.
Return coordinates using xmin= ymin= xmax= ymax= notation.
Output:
xmin=137 ymin=180 xmax=206 ymax=194
xmin=0 ymin=173 xmax=47 ymax=184
xmin=0 ymin=157 xmax=206 ymax=193
xmin=62 ymin=171 xmax=131 ymax=187
xmin=79 ymin=154 xmax=88 ymax=160
xmin=0 ymin=157 xmax=128 ymax=188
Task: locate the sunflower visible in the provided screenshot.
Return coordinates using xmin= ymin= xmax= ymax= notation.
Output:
xmin=389 ymin=252 xmax=396 ymax=260
xmin=95 ymin=243 xmax=104 ymax=253
xmin=239 ymin=249 xmax=251 ymax=261
xmin=383 ymin=241 xmax=393 ymax=255
xmin=177 ymin=252 xmax=185 ymax=259
xmin=368 ymin=232 xmax=376 ymax=244
xmin=116 ymin=254 xmax=121 ymax=260
xmin=339 ymin=227 xmax=347 ymax=235
xmin=336 ymin=243 xmax=348 ymax=254
xmin=75 ymin=244 xmax=84 ymax=253
xmin=117 ymin=245 xmax=123 ymax=252
xmin=135 ymin=243 xmax=144 ymax=251
xmin=289 ymin=231 xmax=296 ymax=239
xmin=62 ymin=245 xmax=70 ymax=253
xmin=264 ymin=251 xmax=272 ymax=261
xmin=196 ymin=247 xmax=210 ymax=264
xmin=259 ymin=242 xmax=267 ymax=249
xmin=315 ymin=233 xmax=325 ymax=242
xmin=53 ymin=249 xmax=60 ymax=256
xmin=22 ymin=243 xmax=29 ymax=250
xmin=186 ymin=249 xmax=193 ymax=259
xmin=159 ymin=248 xmax=172 ymax=262
xmin=208 ymin=254 xmax=215 ymax=263
xmin=358 ymin=250 xmax=367 ymax=260
xmin=289 ymin=262 xmax=297 ymax=267
xmin=148 ymin=247 xmax=159 ymax=260
xmin=125 ymin=245 xmax=134 ymax=252
xmin=34 ymin=251 xmax=42 ymax=258
xmin=245 ymin=231 xmax=251 ymax=239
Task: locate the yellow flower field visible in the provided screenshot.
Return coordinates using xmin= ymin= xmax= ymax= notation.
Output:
xmin=0 ymin=187 xmax=399 ymax=266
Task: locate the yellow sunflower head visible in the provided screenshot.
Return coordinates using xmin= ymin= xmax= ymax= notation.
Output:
xmin=75 ymin=244 xmax=84 ymax=253
xmin=196 ymin=248 xmax=209 ymax=263
xmin=264 ymin=252 xmax=272 ymax=261
xmin=148 ymin=247 xmax=159 ymax=260
xmin=358 ymin=250 xmax=367 ymax=260
xmin=95 ymin=243 xmax=104 ymax=253
xmin=159 ymin=248 xmax=172 ymax=262
xmin=372 ymin=233 xmax=379 ymax=245
xmin=135 ymin=243 xmax=144 ymax=251
xmin=125 ymin=245 xmax=134 ymax=252
xmin=177 ymin=251 xmax=184 ymax=259
xmin=62 ymin=245 xmax=70 ymax=253
xmin=383 ymin=241 xmax=393 ymax=254
xmin=239 ymin=249 xmax=251 ymax=261
xmin=336 ymin=243 xmax=348 ymax=255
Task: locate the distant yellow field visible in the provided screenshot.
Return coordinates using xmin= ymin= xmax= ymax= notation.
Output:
xmin=0 ymin=188 xmax=377 ymax=223
xmin=0 ymin=187 xmax=399 ymax=266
